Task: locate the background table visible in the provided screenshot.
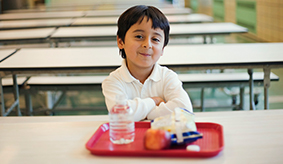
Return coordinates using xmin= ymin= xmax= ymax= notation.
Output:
xmin=71 ymin=14 xmax=213 ymax=26
xmin=0 ymin=14 xmax=213 ymax=30
xmin=84 ymin=7 xmax=192 ymax=17
xmin=0 ymin=17 xmax=220 ymax=45
xmin=0 ymin=49 xmax=18 ymax=62
xmin=160 ymin=43 xmax=283 ymax=110
xmin=0 ymin=109 xmax=282 ymax=164
xmin=0 ymin=43 xmax=282 ymax=114
xmin=0 ymin=28 xmax=56 ymax=44
xmin=0 ymin=19 xmax=74 ymax=30
xmin=0 ymin=11 xmax=86 ymax=20
xmin=50 ymin=22 xmax=248 ymax=45
xmin=0 ymin=7 xmax=191 ymax=21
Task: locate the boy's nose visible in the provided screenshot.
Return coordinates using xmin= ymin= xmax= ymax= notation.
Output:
xmin=142 ymin=38 xmax=152 ymax=49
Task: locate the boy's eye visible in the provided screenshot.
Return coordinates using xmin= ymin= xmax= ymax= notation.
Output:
xmin=152 ymin=38 xmax=160 ymax=42
xmin=135 ymin=35 xmax=143 ymax=39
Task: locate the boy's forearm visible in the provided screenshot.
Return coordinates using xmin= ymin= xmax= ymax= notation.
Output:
xmin=147 ymin=97 xmax=193 ymax=120
xmin=128 ymin=97 xmax=156 ymax=121
xmin=146 ymin=102 xmax=172 ymax=120
xmin=151 ymin=97 xmax=165 ymax=106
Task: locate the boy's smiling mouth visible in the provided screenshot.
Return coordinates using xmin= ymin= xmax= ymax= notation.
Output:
xmin=139 ymin=51 xmax=152 ymax=57
xmin=140 ymin=53 xmax=151 ymax=57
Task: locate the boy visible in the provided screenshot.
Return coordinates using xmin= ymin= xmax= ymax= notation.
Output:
xmin=102 ymin=5 xmax=193 ymax=121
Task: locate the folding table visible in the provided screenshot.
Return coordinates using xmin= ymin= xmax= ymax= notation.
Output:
xmin=71 ymin=14 xmax=213 ymax=26
xmin=50 ymin=22 xmax=248 ymax=46
xmin=0 ymin=43 xmax=282 ymax=116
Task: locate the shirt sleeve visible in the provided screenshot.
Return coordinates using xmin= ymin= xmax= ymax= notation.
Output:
xmin=102 ymin=77 xmax=156 ymax=121
xmin=147 ymin=71 xmax=193 ymax=120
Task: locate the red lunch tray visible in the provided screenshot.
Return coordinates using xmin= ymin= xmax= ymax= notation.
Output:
xmin=85 ymin=122 xmax=224 ymax=158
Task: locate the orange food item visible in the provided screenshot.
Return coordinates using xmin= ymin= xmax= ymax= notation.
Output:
xmin=144 ymin=129 xmax=171 ymax=150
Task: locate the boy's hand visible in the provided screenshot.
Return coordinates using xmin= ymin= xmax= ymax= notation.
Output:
xmin=151 ymin=97 xmax=165 ymax=106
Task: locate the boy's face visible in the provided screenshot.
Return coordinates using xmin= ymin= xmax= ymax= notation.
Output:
xmin=117 ymin=17 xmax=165 ymax=72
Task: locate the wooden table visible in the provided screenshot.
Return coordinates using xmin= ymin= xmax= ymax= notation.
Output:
xmin=0 ymin=109 xmax=282 ymax=164
xmin=0 ymin=42 xmax=282 ymax=116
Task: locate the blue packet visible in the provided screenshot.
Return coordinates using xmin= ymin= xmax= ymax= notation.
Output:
xmin=151 ymin=107 xmax=203 ymax=145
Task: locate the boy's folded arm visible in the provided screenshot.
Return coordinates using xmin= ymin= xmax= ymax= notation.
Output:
xmin=146 ymin=102 xmax=172 ymax=120
xmin=147 ymin=97 xmax=192 ymax=120
xmin=151 ymin=97 xmax=165 ymax=106
xmin=104 ymin=94 xmax=156 ymax=121
xmin=147 ymin=78 xmax=193 ymax=120
xmin=128 ymin=98 xmax=156 ymax=121
xmin=102 ymin=79 xmax=156 ymax=121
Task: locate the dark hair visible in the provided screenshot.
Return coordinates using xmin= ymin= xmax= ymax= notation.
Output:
xmin=117 ymin=5 xmax=170 ymax=58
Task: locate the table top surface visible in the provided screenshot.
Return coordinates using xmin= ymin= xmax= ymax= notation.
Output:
xmin=0 ymin=109 xmax=282 ymax=164
xmin=0 ymin=19 xmax=74 ymax=30
xmin=0 ymin=22 xmax=246 ymax=41
xmin=159 ymin=43 xmax=283 ymax=67
xmin=169 ymin=22 xmax=247 ymax=35
xmin=0 ymin=11 xmax=86 ymax=20
xmin=0 ymin=14 xmax=213 ymax=30
xmin=0 ymin=43 xmax=282 ymax=72
xmin=0 ymin=49 xmax=17 ymax=62
xmin=0 ymin=14 xmax=212 ymax=30
xmin=84 ymin=7 xmax=192 ymax=17
xmin=0 ymin=7 xmax=191 ymax=20
xmin=166 ymin=14 xmax=213 ymax=23
xmin=51 ymin=22 xmax=247 ymax=38
xmin=0 ymin=47 xmax=121 ymax=69
xmin=0 ymin=28 xmax=56 ymax=40
xmin=72 ymin=13 xmax=213 ymax=26
xmin=3 ymin=2 xmax=173 ymax=14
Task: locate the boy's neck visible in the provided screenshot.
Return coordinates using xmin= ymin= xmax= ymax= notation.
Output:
xmin=126 ymin=62 xmax=154 ymax=84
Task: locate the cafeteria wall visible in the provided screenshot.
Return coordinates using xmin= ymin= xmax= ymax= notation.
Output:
xmin=185 ymin=0 xmax=283 ymax=42
xmin=1 ymin=0 xmax=44 ymax=12
xmin=2 ymin=0 xmax=26 ymax=10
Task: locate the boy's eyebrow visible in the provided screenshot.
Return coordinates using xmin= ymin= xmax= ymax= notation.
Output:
xmin=133 ymin=29 xmax=145 ymax=33
xmin=153 ymin=32 xmax=163 ymax=38
xmin=133 ymin=29 xmax=163 ymax=38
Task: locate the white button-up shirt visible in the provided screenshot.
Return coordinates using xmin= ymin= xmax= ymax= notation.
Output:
xmin=102 ymin=60 xmax=193 ymax=121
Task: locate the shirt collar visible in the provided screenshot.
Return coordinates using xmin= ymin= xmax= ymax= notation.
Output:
xmin=120 ymin=60 xmax=136 ymax=83
xmin=120 ymin=59 xmax=161 ymax=83
xmin=148 ymin=63 xmax=161 ymax=82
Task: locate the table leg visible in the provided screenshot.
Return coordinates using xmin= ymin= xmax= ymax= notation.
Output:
xmin=0 ymin=77 xmax=5 ymax=116
xmin=50 ymin=41 xmax=58 ymax=48
xmin=12 ymin=74 xmax=22 ymax=116
xmin=263 ymin=67 xmax=271 ymax=109
xmin=210 ymin=35 xmax=214 ymax=44
xmin=25 ymin=92 xmax=33 ymax=116
xmin=239 ymin=87 xmax=245 ymax=110
xmin=248 ymin=69 xmax=256 ymax=110
xmin=200 ymin=88 xmax=205 ymax=112
xmin=203 ymin=36 xmax=207 ymax=44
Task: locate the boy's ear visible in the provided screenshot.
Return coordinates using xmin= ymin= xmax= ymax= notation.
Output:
xmin=117 ymin=36 xmax=124 ymax=49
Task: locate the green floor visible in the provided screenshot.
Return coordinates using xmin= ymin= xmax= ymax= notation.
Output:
xmin=4 ymin=34 xmax=283 ymax=116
